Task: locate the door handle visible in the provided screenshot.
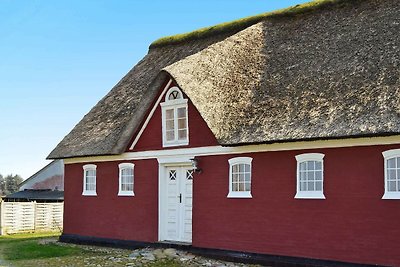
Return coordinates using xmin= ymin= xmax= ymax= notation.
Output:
xmin=178 ymin=193 xmax=182 ymax=203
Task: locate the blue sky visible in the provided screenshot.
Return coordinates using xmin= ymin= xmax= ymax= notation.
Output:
xmin=0 ymin=0 xmax=308 ymax=179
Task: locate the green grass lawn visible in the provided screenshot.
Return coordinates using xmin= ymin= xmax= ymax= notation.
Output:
xmin=0 ymin=232 xmax=79 ymax=260
xmin=0 ymin=232 xmax=100 ymax=267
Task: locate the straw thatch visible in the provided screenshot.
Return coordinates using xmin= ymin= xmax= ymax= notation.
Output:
xmin=48 ymin=0 xmax=400 ymax=159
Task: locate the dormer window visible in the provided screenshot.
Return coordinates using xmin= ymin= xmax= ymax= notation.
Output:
xmin=160 ymin=86 xmax=189 ymax=147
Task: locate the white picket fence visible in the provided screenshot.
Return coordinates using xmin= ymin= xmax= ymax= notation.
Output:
xmin=0 ymin=201 xmax=63 ymax=235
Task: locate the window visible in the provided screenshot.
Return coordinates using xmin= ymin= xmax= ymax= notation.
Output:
xmin=227 ymin=157 xmax=252 ymax=198
xmin=118 ymin=163 xmax=134 ymax=196
xmin=295 ymin=153 xmax=325 ymax=199
xmin=382 ymin=149 xmax=400 ymax=199
xmin=83 ymin=164 xmax=97 ymax=196
xmin=160 ymin=87 xmax=189 ymax=147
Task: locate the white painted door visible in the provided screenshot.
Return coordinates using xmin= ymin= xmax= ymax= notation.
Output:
xmin=164 ymin=166 xmax=193 ymax=243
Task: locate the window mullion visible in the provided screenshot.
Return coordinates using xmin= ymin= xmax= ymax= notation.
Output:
xmin=174 ymin=107 xmax=178 ymax=142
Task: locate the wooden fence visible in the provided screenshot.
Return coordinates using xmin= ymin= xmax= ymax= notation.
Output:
xmin=0 ymin=201 xmax=63 ymax=235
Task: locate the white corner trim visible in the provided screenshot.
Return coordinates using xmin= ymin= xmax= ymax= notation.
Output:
xmin=129 ymin=79 xmax=173 ymax=150
xmin=65 ymin=135 xmax=400 ymax=165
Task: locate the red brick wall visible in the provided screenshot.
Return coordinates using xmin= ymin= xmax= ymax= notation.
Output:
xmin=192 ymin=144 xmax=400 ymax=266
xmin=64 ymin=144 xmax=400 ymax=266
xmin=63 ymin=159 xmax=159 ymax=242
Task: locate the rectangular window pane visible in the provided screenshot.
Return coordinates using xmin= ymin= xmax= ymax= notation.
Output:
xmin=299 ymin=171 xmax=306 ymax=181
xmin=300 ymin=162 xmax=307 ymax=171
xmin=244 ymin=173 xmax=251 ymax=181
xmin=232 ymin=165 xmax=239 ymax=173
xmin=315 ymin=181 xmax=322 ymax=191
xmin=239 ymin=183 xmax=245 ymax=191
xmin=300 ymin=181 xmax=307 ymax=191
xmin=166 ymin=130 xmax=175 ymax=141
xmin=388 ymin=170 xmax=397 ymax=180
xmin=388 ymin=158 xmax=396 ymax=168
xmin=238 ymin=173 xmax=244 ymax=182
xmin=177 ymin=107 xmax=186 ymax=118
xmin=307 ymin=161 xmax=315 ymax=171
xmin=388 ymin=181 xmax=396 ymax=192
xmin=166 ymin=120 xmax=174 ymax=130
xmin=232 ymin=183 xmax=239 ymax=191
xmin=178 ymin=118 xmax=186 ymax=129
xmin=308 ymin=171 xmax=315 ymax=181
xmin=244 ymin=164 xmax=250 ymax=172
xmin=178 ymin=129 xmax=187 ymax=140
xmin=308 ymin=182 xmax=315 ymax=191
xmin=232 ymin=173 xmax=239 ymax=183
xmin=315 ymin=161 xmax=322 ymax=170
xmin=315 ymin=171 xmax=322 ymax=180
xmin=166 ymin=109 xmax=174 ymax=120
xmin=126 ymin=183 xmax=133 ymax=191
xmin=239 ymin=164 xmax=245 ymax=172
xmin=397 ymin=157 xmax=400 ymax=168
xmin=244 ymin=182 xmax=251 ymax=191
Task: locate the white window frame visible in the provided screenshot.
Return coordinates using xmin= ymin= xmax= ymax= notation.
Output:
xmin=227 ymin=157 xmax=253 ymax=198
xmin=82 ymin=164 xmax=97 ymax=196
xmin=118 ymin=163 xmax=135 ymax=196
xmin=382 ymin=149 xmax=400 ymax=200
xmin=160 ymin=86 xmax=189 ymax=148
xmin=295 ymin=153 xmax=325 ymax=199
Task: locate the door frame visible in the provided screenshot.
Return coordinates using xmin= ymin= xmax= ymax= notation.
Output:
xmin=158 ymin=156 xmax=193 ymax=243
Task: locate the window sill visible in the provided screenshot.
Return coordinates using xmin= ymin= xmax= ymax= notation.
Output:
xmin=295 ymin=192 xmax=325 ymax=199
xmin=382 ymin=192 xmax=400 ymax=200
xmin=227 ymin=192 xmax=252 ymax=198
xmin=82 ymin=191 xmax=97 ymax=196
xmin=118 ymin=192 xmax=135 ymax=197
xmin=162 ymin=141 xmax=189 ymax=148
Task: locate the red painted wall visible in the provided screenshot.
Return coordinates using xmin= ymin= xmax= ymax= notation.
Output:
xmin=192 ymin=144 xmax=400 ymax=266
xmin=63 ymin=78 xmax=400 ymax=266
xmin=64 ymin=144 xmax=400 ymax=266
xmin=64 ymin=160 xmax=159 ymax=242
xmin=130 ymin=83 xmax=218 ymax=152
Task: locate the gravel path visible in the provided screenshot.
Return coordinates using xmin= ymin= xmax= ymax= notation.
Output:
xmin=19 ymin=238 xmax=263 ymax=267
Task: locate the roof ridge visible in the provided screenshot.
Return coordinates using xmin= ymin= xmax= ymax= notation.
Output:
xmin=150 ymin=0 xmax=358 ymax=48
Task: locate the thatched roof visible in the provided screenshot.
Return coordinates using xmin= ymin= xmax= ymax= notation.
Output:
xmin=48 ymin=0 xmax=400 ymax=159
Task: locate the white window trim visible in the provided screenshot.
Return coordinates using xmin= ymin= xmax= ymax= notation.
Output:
xmin=227 ymin=157 xmax=253 ymax=198
xmin=160 ymin=86 xmax=189 ymax=148
xmin=82 ymin=164 xmax=97 ymax=196
xmin=295 ymin=153 xmax=325 ymax=199
xmin=118 ymin=163 xmax=135 ymax=196
xmin=382 ymin=149 xmax=400 ymax=199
